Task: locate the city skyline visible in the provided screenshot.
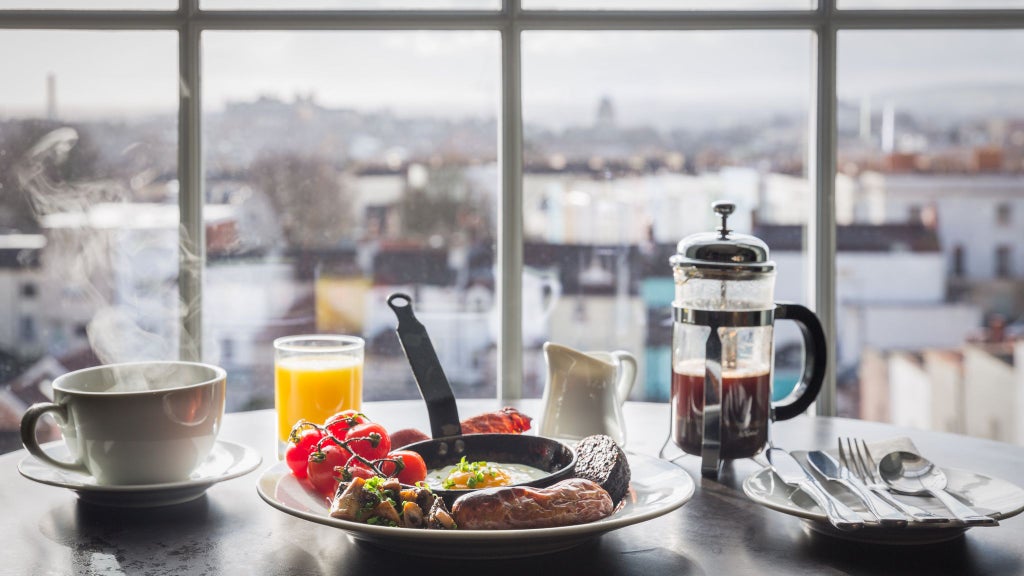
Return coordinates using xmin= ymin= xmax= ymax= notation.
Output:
xmin=2 ymin=30 xmax=1023 ymax=128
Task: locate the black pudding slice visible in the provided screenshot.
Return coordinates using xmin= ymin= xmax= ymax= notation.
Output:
xmin=573 ymin=434 xmax=631 ymax=506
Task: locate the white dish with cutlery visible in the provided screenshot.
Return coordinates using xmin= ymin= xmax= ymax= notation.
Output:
xmin=744 ymin=449 xmax=1024 ymax=544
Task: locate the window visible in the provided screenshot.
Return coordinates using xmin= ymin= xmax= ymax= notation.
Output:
xmin=907 ymin=205 xmax=922 ymax=224
xmin=996 ymin=202 xmax=1012 ymax=226
xmin=996 ymin=245 xmax=1012 ymax=278
xmin=0 ymin=30 xmax=180 ymax=396
xmin=521 ymin=30 xmax=813 ymax=399
xmin=202 ymin=0 xmax=498 ymax=9
xmin=19 ymin=317 xmax=36 ymax=342
xmin=526 ymin=0 xmax=812 ymax=8
xmin=0 ymin=1 xmax=175 ymax=8
xmin=952 ymin=244 xmax=965 ymax=278
xmin=837 ymin=29 xmax=1024 ymax=430
xmin=201 ymin=30 xmax=500 ymax=405
xmin=2 ymin=2 xmax=1024 ymax=454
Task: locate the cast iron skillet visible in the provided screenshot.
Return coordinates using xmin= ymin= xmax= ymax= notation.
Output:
xmin=386 ymin=292 xmax=576 ymax=507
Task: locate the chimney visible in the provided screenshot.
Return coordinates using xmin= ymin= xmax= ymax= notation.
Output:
xmin=46 ymin=73 xmax=57 ymax=120
xmin=881 ymin=100 xmax=895 ymax=154
xmin=859 ymin=95 xmax=872 ymax=142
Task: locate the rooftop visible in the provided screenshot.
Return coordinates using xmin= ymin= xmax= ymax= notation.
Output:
xmin=753 ymin=223 xmax=941 ymax=253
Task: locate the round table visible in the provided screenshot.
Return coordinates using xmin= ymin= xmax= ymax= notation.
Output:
xmin=5 ymin=400 xmax=1024 ymax=575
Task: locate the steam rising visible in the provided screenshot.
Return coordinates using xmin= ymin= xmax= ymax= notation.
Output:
xmin=12 ymin=126 xmax=204 ymax=368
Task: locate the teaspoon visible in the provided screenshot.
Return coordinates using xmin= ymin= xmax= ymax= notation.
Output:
xmin=878 ymin=451 xmax=998 ymax=527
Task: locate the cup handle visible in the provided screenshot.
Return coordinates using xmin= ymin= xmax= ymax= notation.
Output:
xmin=771 ymin=303 xmax=827 ymax=422
xmin=609 ymin=351 xmax=637 ymax=405
xmin=20 ymin=402 xmax=88 ymax=474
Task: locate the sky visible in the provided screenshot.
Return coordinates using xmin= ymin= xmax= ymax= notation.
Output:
xmin=0 ymin=27 xmax=1022 ymax=128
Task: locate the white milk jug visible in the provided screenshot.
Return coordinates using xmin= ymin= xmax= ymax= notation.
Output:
xmin=539 ymin=342 xmax=637 ymax=446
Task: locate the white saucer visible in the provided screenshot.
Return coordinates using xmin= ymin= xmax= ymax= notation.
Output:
xmin=19 ymin=439 xmax=262 ymax=507
xmin=743 ymin=451 xmax=1024 ymax=545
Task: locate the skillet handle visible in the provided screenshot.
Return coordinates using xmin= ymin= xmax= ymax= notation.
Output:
xmin=388 ymin=293 xmax=462 ymax=438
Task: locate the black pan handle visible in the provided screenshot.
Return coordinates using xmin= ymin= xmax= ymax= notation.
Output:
xmin=388 ymin=293 xmax=462 ymax=438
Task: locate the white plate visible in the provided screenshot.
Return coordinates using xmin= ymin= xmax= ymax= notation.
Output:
xmin=257 ymin=452 xmax=695 ymax=559
xmin=743 ymin=451 xmax=1024 ymax=545
xmin=19 ymin=439 xmax=262 ymax=507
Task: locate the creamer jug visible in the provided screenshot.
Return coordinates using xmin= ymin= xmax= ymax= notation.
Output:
xmin=539 ymin=342 xmax=637 ymax=446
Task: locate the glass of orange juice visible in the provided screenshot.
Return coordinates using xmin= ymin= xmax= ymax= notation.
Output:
xmin=273 ymin=334 xmax=364 ymax=457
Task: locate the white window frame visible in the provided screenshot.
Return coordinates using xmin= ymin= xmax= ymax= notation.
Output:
xmin=3 ymin=0 xmax=1024 ymax=415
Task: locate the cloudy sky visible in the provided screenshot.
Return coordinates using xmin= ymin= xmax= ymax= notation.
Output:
xmin=0 ymin=23 xmax=1022 ymax=128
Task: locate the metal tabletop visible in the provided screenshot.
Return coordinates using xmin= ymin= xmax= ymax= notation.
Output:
xmin=4 ymin=400 xmax=1023 ymax=575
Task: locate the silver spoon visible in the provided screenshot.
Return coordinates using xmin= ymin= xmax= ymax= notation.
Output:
xmin=878 ymin=451 xmax=998 ymax=527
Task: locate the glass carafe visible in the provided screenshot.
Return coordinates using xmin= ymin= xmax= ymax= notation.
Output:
xmin=669 ymin=201 xmax=826 ymax=477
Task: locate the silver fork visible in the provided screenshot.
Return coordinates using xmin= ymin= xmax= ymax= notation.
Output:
xmin=840 ymin=438 xmax=949 ymax=524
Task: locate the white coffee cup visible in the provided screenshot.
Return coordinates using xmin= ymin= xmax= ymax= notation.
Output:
xmin=20 ymin=361 xmax=227 ymax=485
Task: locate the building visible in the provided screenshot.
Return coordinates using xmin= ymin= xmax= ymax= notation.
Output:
xmin=854 ymin=173 xmax=1024 ymax=316
xmin=0 ymin=234 xmax=46 ymax=358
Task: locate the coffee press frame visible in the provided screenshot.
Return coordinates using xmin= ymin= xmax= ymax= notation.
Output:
xmin=667 ymin=201 xmax=827 ymax=479
xmin=673 ymin=306 xmax=775 ymax=478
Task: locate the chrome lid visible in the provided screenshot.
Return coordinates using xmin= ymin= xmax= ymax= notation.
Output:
xmin=669 ymin=200 xmax=775 ymax=273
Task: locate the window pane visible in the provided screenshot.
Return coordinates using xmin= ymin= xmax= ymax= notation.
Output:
xmin=202 ymin=31 xmax=499 ymax=411
xmin=0 ymin=30 xmax=178 ymax=454
xmin=202 ymin=0 xmax=498 ymax=10
xmin=523 ymin=0 xmax=813 ymax=10
xmin=0 ymin=0 xmax=175 ymax=8
xmin=837 ymin=31 xmax=1024 ymax=439
xmin=522 ymin=31 xmax=813 ymax=402
xmin=840 ymin=0 xmax=1024 ymax=8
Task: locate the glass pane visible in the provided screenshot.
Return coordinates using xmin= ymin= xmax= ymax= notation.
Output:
xmin=840 ymin=0 xmax=1024 ymax=8
xmin=202 ymin=0 xmax=498 ymax=9
xmin=522 ymin=31 xmax=813 ymax=403
xmin=837 ymin=31 xmax=1024 ymax=438
xmin=0 ymin=30 xmax=178 ymax=455
xmin=1 ymin=0 xmax=175 ymax=8
xmin=202 ymin=31 xmax=499 ymax=412
xmin=524 ymin=0 xmax=813 ymax=9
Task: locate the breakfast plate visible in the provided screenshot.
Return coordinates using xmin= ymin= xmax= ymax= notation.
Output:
xmin=19 ymin=439 xmax=262 ymax=507
xmin=743 ymin=451 xmax=1024 ymax=545
xmin=257 ymin=452 xmax=694 ymax=558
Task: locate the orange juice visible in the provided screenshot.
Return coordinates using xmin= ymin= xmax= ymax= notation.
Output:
xmin=275 ymin=354 xmax=363 ymax=444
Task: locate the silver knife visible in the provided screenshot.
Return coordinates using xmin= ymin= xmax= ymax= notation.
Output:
xmin=766 ymin=448 xmax=865 ymax=531
xmin=807 ymin=450 xmax=908 ymax=528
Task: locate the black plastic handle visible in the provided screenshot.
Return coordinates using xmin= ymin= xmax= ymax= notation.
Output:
xmin=772 ymin=302 xmax=827 ymax=422
xmin=387 ymin=293 xmax=462 ymax=438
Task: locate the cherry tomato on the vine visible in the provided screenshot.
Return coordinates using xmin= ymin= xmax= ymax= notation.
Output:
xmin=324 ymin=409 xmax=367 ymax=440
xmin=344 ymin=422 xmax=391 ymax=463
xmin=337 ymin=464 xmax=376 ymax=483
xmin=307 ymin=440 xmax=352 ymax=497
xmin=285 ymin=426 xmax=324 ymax=479
xmin=378 ymin=450 xmax=428 ymax=485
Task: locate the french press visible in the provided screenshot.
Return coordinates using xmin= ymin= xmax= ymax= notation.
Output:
xmin=669 ymin=201 xmax=826 ymax=478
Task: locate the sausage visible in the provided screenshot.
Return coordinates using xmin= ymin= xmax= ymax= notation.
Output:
xmin=451 ymin=478 xmax=613 ymax=530
xmin=459 ymin=407 xmax=532 ymax=434
xmin=390 ymin=428 xmax=431 ymax=448
xmin=390 ymin=408 xmax=533 ymax=448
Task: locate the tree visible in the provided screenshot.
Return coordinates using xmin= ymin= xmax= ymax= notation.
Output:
xmin=398 ymin=164 xmax=490 ymax=243
xmin=249 ymin=152 xmax=356 ymax=250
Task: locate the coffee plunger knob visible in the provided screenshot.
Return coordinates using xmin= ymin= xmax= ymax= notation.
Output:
xmin=712 ymin=200 xmax=735 ymax=238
